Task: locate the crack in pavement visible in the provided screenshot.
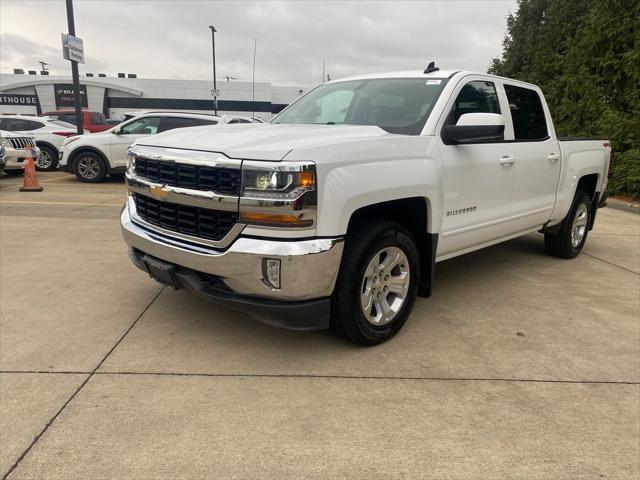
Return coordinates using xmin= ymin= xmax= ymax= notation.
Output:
xmin=1 ymin=287 xmax=165 ymax=480
xmin=582 ymin=251 xmax=640 ymax=275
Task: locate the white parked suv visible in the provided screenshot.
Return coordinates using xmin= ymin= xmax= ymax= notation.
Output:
xmin=0 ymin=130 xmax=39 ymax=173
xmin=121 ymin=68 xmax=611 ymax=345
xmin=0 ymin=115 xmax=77 ymax=171
xmin=59 ymin=112 xmax=223 ymax=182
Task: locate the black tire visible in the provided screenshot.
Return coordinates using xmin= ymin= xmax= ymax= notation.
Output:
xmin=544 ymin=190 xmax=592 ymax=259
xmin=35 ymin=145 xmax=59 ymax=171
xmin=331 ymin=220 xmax=420 ymax=346
xmin=73 ymin=152 xmax=108 ymax=183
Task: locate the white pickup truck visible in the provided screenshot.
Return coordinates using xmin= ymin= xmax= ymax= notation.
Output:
xmin=121 ymin=68 xmax=610 ymax=345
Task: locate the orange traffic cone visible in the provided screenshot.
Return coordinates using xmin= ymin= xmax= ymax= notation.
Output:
xmin=20 ymin=146 xmax=43 ymax=192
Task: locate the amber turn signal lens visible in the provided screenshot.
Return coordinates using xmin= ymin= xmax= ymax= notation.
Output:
xmin=299 ymin=171 xmax=315 ymax=188
xmin=240 ymin=212 xmax=313 ymax=227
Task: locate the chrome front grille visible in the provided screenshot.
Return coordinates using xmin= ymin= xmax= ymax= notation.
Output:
xmin=133 ymin=193 xmax=238 ymax=242
xmin=8 ymin=137 xmax=35 ymax=150
xmin=126 ymin=145 xmax=244 ymax=247
xmin=134 ymin=157 xmax=241 ymax=196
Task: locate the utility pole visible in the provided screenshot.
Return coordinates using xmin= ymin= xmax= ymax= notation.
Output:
xmin=209 ymin=26 xmax=218 ymax=115
xmin=65 ymin=0 xmax=83 ymax=134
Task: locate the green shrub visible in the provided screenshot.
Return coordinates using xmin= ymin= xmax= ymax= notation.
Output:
xmin=608 ymin=149 xmax=640 ymax=199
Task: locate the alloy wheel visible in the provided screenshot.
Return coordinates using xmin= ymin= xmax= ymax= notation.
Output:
xmin=360 ymin=246 xmax=411 ymax=326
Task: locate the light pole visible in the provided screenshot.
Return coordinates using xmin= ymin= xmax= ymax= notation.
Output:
xmin=209 ymin=25 xmax=218 ymax=115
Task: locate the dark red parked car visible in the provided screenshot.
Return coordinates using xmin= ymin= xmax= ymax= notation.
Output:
xmin=41 ymin=110 xmax=112 ymax=133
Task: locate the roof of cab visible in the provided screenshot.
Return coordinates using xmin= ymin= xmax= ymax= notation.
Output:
xmin=332 ymin=70 xmax=464 ymax=82
xmin=329 ymin=69 xmax=541 ymax=90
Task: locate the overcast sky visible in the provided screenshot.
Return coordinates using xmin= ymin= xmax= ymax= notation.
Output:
xmin=1 ymin=0 xmax=517 ymax=86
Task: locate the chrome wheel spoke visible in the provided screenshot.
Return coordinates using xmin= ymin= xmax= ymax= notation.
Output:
xmin=388 ymin=273 xmax=409 ymax=294
xmin=378 ymin=297 xmax=392 ymax=324
xmin=379 ymin=249 xmax=401 ymax=273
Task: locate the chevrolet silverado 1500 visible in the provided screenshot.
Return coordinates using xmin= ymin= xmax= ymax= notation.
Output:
xmin=121 ymin=68 xmax=610 ymax=345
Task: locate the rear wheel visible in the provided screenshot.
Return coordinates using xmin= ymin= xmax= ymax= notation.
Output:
xmin=73 ymin=152 xmax=107 ymax=183
xmin=544 ymin=190 xmax=592 ymax=258
xmin=331 ymin=221 xmax=420 ymax=346
xmin=35 ymin=145 xmax=59 ymax=171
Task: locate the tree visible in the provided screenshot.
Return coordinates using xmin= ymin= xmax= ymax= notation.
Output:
xmin=490 ymin=0 xmax=640 ymax=199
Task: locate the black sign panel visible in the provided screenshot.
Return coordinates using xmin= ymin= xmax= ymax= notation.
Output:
xmin=0 ymin=94 xmax=39 ymax=106
xmin=54 ymin=84 xmax=88 ymax=108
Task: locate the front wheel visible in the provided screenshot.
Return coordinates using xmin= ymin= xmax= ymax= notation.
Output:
xmin=544 ymin=190 xmax=592 ymax=258
xmin=73 ymin=153 xmax=107 ymax=183
xmin=331 ymin=221 xmax=420 ymax=346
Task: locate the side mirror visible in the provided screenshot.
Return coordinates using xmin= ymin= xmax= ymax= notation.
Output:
xmin=442 ymin=113 xmax=505 ymax=144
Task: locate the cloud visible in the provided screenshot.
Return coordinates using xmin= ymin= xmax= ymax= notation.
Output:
xmin=0 ymin=0 xmax=517 ymax=86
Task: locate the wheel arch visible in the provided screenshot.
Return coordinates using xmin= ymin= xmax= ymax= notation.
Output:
xmin=346 ymin=197 xmax=437 ymax=298
xmin=34 ymin=140 xmax=57 ymax=153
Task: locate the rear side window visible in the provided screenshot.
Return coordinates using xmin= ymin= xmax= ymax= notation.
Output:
xmin=158 ymin=117 xmax=216 ymax=133
xmin=2 ymin=118 xmax=43 ymax=131
xmin=504 ymin=85 xmax=548 ymax=141
xmin=447 ymin=81 xmax=500 ymax=125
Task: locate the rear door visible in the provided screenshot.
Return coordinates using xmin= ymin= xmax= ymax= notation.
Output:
xmin=437 ymin=76 xmax=518 ymax=257
xmin=109 ymin=116 xmax=161 ymax=167
xmin=502 ymin=83 xmax=561 ymax=229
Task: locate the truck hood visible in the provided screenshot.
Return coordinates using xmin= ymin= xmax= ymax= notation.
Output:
xmin=135 ymin=123 xmax=389 ymax=161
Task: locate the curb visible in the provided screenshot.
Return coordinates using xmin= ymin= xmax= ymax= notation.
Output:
xmin=605 ymin=198 xmax=640 ymax=214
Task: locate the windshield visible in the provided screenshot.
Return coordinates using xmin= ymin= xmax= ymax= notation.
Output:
xmin=273 ymin=78 xmax=446 ymax=135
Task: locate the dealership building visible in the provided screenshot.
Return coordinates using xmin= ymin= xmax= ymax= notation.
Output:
xmin=0 ymin=73 xmax=310 ymax=121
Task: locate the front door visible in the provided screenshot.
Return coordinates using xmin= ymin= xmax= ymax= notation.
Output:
xmin=437 ymin=78 xmax=517 ymax=258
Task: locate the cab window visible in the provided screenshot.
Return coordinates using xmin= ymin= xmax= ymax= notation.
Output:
xmin=504 ymin=84 xmax=548 ymax=141
xmin=53 ymin=114 xmax=79 ymax=126
xmin=120 ymin=117 xmax=161 ymax=135
xmin=447 ymin=81 xmax=501 ymax=125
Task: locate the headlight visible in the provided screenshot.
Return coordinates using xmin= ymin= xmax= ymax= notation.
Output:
xmin=62 ymin=136 xmax=81 ymax=147
xmin=242 ymin=166 xmax=315 ymax=199
xmin=0 ymin=137 xmax=10 ymax=148
xmin=240 ymin=161 xmax=317 ymax=228
xmin=126 ymin=150 xmax=136 ymax=170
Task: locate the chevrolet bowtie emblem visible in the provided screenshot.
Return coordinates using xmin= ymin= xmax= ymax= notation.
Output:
xmin=149 ymin=185 xmax=169 ymax=200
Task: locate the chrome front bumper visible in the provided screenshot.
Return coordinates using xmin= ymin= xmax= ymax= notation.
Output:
xmin=121 ymin=204 xmax=344 ymax=302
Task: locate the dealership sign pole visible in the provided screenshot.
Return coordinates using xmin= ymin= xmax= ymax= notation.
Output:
xmin=63 ymin=0 xmax=84 ymax=134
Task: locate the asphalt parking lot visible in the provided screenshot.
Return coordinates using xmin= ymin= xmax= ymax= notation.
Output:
xmin=1 ymin=171 xmax=638 ymax=479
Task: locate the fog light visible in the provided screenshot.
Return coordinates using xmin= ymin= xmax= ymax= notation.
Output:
xmin=262 ymin=258 xmax=281 ymax=289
